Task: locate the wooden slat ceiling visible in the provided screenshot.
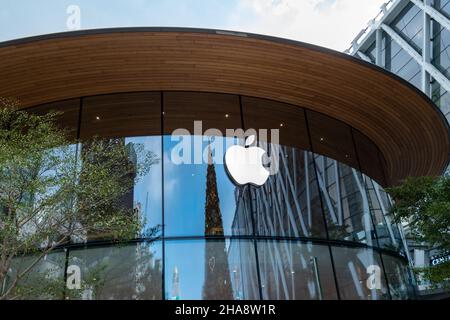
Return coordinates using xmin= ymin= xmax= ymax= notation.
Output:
xmin=0 ymin=28 xmax=448 ymax=185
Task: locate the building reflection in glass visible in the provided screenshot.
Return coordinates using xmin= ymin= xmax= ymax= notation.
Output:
xmin=165 ymin=239 xmax=259 ymax=300
xmin=69 ymin=242 xmax=162 ymax=300
xmin=257 ymin=241 xmax=338 ymax=300
xmin=77 ymin=136 xmax=162 ymax=241
xmin=332 ymin=246 xmax=389 ymax=300
xmin=164 ymin=135 xmax=251 ymax=237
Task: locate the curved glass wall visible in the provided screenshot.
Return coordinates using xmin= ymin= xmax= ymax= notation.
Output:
xmin=8 ymin=91 xmax=416 ymax=300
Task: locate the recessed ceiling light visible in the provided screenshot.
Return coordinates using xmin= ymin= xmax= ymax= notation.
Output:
xmin=320 ymin=137 xmax=324 ymax=142
xmin=225 ymin=114 xmax=229 ymax=118
xmin=95 ymin=116 xmax=100 ymax=120
xmin=280 ymin=123 xmax=284 ymax=127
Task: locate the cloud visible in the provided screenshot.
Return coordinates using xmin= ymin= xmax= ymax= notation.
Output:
xmin=314 ymin=0 xmax=337 ymax=12
xmin=226 ymin=0 xmax=385 ymax=51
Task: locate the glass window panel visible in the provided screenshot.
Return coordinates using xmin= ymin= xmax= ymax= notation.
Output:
xmin=163 ymin=92 xmax=246 ymax=237
xmin=393 ymin=3 xmax=421 ymax=33
xmin=393 ymin=4 xmax=423 ymax=53
xmin=373 ymin=184 xmax=406 ymax=255
xmin=27 ymin=98 xmax=80 ymax=140
xmin=438 ymin=28 xmax=450 ymax=53
xmin=431 ymin=80 xmax=445 ymax=105
xmin=439 ymin=91 xmax=450 ymax=114
xmin=382 ymin=254 xmax=416 ymax=300
xmin=68 ymin=242 xmax=163 ymax=300
xmin=78 ymin=93 xmax=163 ymax=239
xmin=164 ymin=135 xmax=251 ymax=237
xmin=442 ymin=1 xmax=450 ymax=17
xmin=164 ymin=239 xmax=259 ymax=300
xmin=80 ymin=92 xmax=161 ymax=139
xmin=241 ymin=97 xmax=325 ymax=238
xmin=126 ymin=136 xmax=163 ymax=237
xmin=432 ymin=23 xmax=450 ymax=78
xmin=434 ymin=0 xmax=450 ymax=19
xmin=331 ymin=246 xmax=389 ymax=300
xmin=396 ymin=59 xmax=421 ymax=83
xmin=353 ymin=129 xmax=386 ymax=186
xmin=306 ymin=110 xmax=358 ymax=170
xmin=389 ymin=37 xmax=402 ymax=65
xmin=249 ymin=149 xmax=325 ymax=238
xmin=242 ymin=96 xmax=310 ymax=150
xmin=4 ymin=251 xmax=66 ymax=300
xmin=163 ymin=91 xmax=241 ymax=136
xmin=391 ymin=49 xmax=412 ymax=74
xmin=364 ymin=42 xmax=376 ymax=62
xmin=257 ymin=240 xmax=337 ymax=300
xmin=316 ymin=159 xmax=377 ymax=246
xmin=363 ymin=176 xmax=405 ymax=252
xmin=408 ymin=70 xmax=422 ymax=90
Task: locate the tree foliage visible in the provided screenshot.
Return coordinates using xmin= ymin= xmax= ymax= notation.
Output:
xmin=0 ymin=98 xmax=159 ymax=299
xmin=387 ymin=176 xmax=450 ymax=288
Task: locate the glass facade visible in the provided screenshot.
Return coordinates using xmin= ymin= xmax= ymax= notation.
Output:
xmin=358 ymin=1 xmax=450 ymax=124
xmin=11 ymin=91 xmax=415 ymax=300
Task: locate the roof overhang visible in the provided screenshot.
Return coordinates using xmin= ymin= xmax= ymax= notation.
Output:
xmin=0 ymin=27 xmax=448 ymax=185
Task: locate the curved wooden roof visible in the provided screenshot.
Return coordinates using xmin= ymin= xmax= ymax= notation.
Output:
xmin=0 ymin=27 xmax=448 ymax=185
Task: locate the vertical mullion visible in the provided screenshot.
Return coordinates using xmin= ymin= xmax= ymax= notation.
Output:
xmin=239 ymin=95 xmax=264 ymax=300
xmin=63 ymin=97 xmax=83 ymax=300
xmin=160 ymin=91 xmax=166 ymax=300
xmin=304 ymin=109 xmax=341 ymax=300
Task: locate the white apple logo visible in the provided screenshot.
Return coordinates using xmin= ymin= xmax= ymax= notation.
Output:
xmin=225 ymin=135 xmax=270 ymax=186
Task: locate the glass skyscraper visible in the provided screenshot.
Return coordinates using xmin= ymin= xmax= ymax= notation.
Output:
xmin=346 ymin=0 xmax=450 ymax=296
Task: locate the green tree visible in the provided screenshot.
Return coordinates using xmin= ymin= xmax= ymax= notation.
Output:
xmin=387 ymin=176 xmax=450 ymax=289
xmin=0 ymin=98 xmax=159 ymax=299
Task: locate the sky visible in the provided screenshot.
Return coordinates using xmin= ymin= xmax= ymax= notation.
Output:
xmin=1 ymin=0 xmax=386 ymax=51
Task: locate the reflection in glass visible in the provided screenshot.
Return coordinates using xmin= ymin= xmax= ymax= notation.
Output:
xmin=78 ymin=137 xmax=162 ymax=240
xmin=4 ymin=251 xmax=66 ymax=300
xmin=306 ymin=110 xmax=358 ymax=168
xmin=382 ymin=254 xmax=416 ymax=300
xmin=28 ymin=98 xmax=80 ymax=141
xmin=257 ymin=241 xmax=337 ymax=300
xmin=315 ymin=156 xmax=376 ymax=245
xmin=77 ymin=92 xmax=162 ymax=240
xmin=373 ymin=182 xmax=407 ymax=255
xmin=163 ymin=91 xmax=241 ymax=136
xmin=352 ymin=129 xmax=387 ymax=186
xmin=164 ymin=135 xmax=251 ymax=237
xmin=69 ymin=242 xmax=162 ymax=300
xmin=125 ymin=136 xmax=162 ymax=237
xmin=332 ymin=246 xmax=389 ymax=300
xmin=364 ymin=176 xmax=405 ymax=252
xmin=165 ymin=239 xmax=259 ymax=300
xmin=248 ymin=147 xmax=326 ymax=238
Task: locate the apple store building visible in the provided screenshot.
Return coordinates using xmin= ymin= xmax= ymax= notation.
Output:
xmin=1 ymin=28 xmax=449 ymax=300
